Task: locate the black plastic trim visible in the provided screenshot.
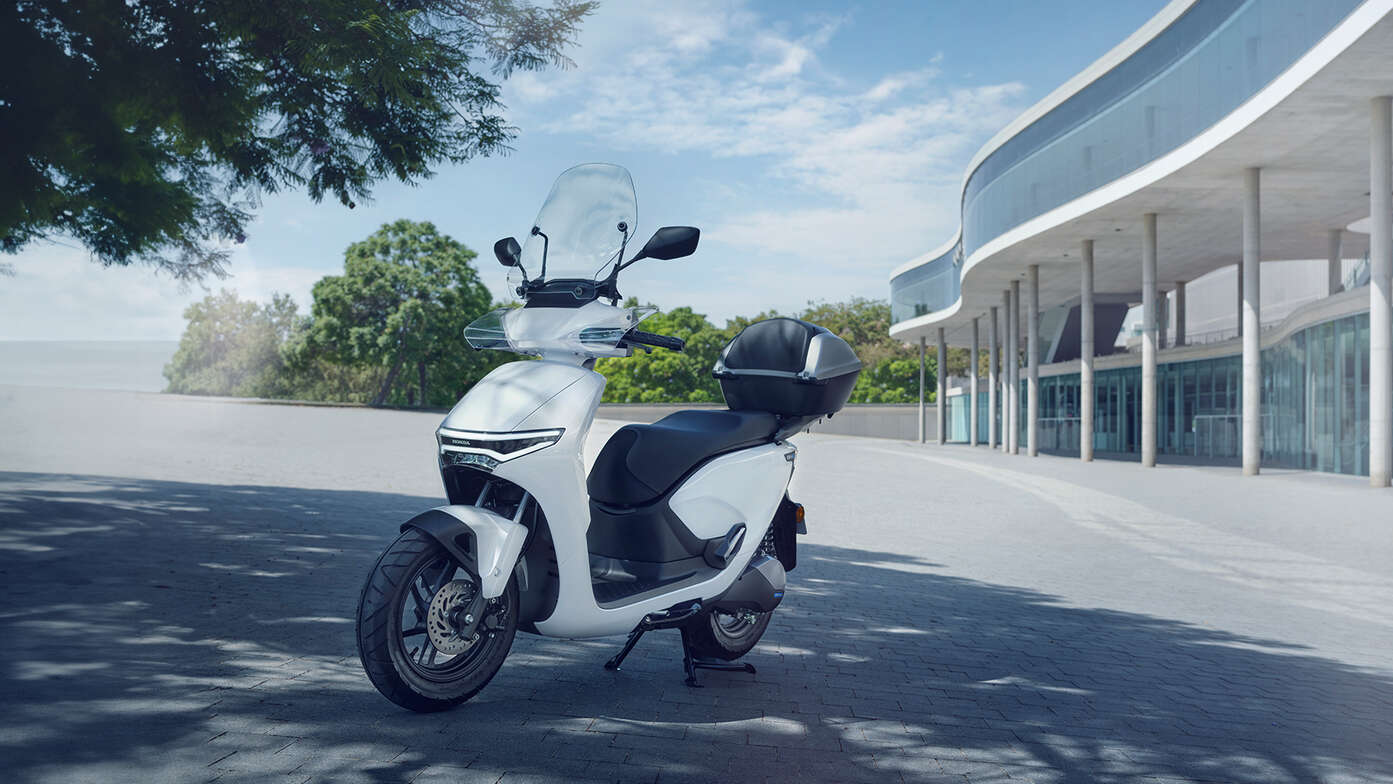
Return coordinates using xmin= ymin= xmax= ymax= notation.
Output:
xmin=399 ymin=509 xmax=478 ymax=575
xmin=703 ymin=523 xmax=746 ymax=569
xmin=588 ymin=495 xmax=707 ymax=563
xmin=710 ymin=555 xmax=786 ymax=613
xmin=521 ymin=277 xmax=603 ymax=308
xmin=771 ymin=495 xmax=799 ymax=572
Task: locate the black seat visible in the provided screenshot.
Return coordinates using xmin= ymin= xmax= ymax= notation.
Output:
xmin=588 ymin=410 xmax=778 ymax=507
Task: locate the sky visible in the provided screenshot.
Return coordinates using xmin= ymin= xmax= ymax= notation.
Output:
xmin=0 ymin=0 xmax=1168 ymax=341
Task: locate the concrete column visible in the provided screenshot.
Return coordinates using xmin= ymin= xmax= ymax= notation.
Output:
xmin=937 ymin=328 xmax=947 ymax=446
xmin=1142 ymin=213 xmax=1158 ymax=468
xmin=988 ymin=306 xmax=999 ymax=449
xmin=1009 ymin=280 xmax=1021 ymax=455
xmin=1328 ymin=229 xmax=1344 ymax=297
xmin=1157 ymin=289 xmax=1168 ymax=351
xmin=1175 ymin=281 xmax=1187 ymax=347
xmin=918 ymin=335 xmax=926 ymax=444
xmin=1001 ymin=290 xmax=1011 ymax=453
xmin=970 ymin=317 xmax=980 ymax=447
xmin=1081 ymin=240 xmax=1095 ymax=462
xmin=1027 ymin=265 xmax=1039 ymax=457
xmin=1236 ymin=261 xmax=1244 ymax=338
xmin=1371 ymin=96 xmax=1392 ymax=488
xmin=1243 ymin=167 xmax=1262 ymax=476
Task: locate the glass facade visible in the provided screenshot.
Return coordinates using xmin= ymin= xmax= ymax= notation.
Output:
xmin=890 ymin=243 xmax=961 ymax=325
xmin=944 ymin=312 xmax=1379 ymax=476
xmin=891 ymin=0 xmax=1365 ymax=331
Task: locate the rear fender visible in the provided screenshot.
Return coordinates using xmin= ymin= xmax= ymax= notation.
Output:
xmin=771 ymin=494 xmax=802 ymax=572
xmin=400 ymin=506 xmax=528 ymax=599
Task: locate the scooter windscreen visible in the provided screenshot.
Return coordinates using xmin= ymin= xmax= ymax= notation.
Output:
xmin=509 ymin=163 xmax=638 ymax=292
xmin=464 ymin=301 xmax=657 ymax=358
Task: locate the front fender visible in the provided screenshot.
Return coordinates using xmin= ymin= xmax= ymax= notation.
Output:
xmin=400 ymin=506 xmax=528 ymax=599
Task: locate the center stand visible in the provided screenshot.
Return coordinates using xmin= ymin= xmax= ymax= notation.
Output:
xmin=678 ymin=625 xmax=756 ymax=688
xmin=604 ymin=601 xmax=757 ymax=687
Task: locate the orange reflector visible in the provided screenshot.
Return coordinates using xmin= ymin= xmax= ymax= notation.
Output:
xmin=794 ymin=504 xmax=804 ymax=523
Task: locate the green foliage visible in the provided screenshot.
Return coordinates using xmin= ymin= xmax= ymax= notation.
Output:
xmin=596 ymin=301 xmax=727 ymax=404
xmin=593 ymin=296 xmax=942 ymax=405
xmin=1 ymin=0 xmax=594 ymax=280
xmin=795 ymin=297 xmax=939 ymax=403
xmin=164 ymin=290 xmax=300 ymax=397
xmin=166 ymin=234 xmax=937 ymax=407
xmin=800 ymin=298 xmax=903 ymax=368
xmin=295 ymin=219 xmax=498 ymax=406
xmin=853 ymin=357 xmax=930 ymax=404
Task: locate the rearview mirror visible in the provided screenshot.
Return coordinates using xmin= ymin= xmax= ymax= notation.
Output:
xmin=630 ymin=226 xmax=699 ymax=262
xmin=493 ymin=237 xmax=522 ymax=267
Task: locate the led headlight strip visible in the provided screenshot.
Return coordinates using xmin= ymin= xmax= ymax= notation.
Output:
xmin=436 ymin=427 xmax=565 ymax=463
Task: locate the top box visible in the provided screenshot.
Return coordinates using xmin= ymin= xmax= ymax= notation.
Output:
xmin=713 ymin=318 xmax=862 ymax=418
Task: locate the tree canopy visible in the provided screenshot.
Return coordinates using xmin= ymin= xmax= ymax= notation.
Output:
xmin=164 ymin=290 xmax=300 ymax=397
xmin=165 ymin=223 xmax=953 ymax=407
xmin=294 ymin=219 xmax=496 ymax=406
xmin=595 ymin=303 xmax=728 ymax=404
xmin=1 ymin=0 xmax=594 ymax=280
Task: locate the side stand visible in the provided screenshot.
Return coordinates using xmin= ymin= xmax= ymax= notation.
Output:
xmin=604 ymin=601 xmax=702 ymax=672
xmin=680 ymin=625 xmax=755 ymax=688
xmin=603 ymin=624 xmax=647 ymax=671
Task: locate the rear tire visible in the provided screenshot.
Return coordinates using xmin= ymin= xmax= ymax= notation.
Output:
xmin=684 ymin=608 xmax=772 ymax=661
xmin=356 ymin=528 xmax=517 ymax=712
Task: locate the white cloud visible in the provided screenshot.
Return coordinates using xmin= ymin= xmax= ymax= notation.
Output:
xmin=505 ymin=71 xmax=560 ymax=104
xmin=0 ymin=243 xmax=325 ymax=341
xmin=525 ymin=2 xmax=1026 ymax=273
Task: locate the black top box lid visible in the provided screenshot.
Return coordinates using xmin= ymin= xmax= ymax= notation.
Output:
xmin=713 ymin=317 xmax=862 ymax=382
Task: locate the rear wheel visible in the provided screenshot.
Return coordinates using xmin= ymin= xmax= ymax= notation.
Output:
xmin=356 ymin=528 xmax=517 ymax=712
xmin=684 ymin=608 xmax=772 ymax=661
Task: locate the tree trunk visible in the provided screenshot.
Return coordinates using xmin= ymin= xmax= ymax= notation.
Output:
xmin=418 ymin=361 xmax=427 ymax=408
xmin=371 ymin=355 xmax=406 ymax=406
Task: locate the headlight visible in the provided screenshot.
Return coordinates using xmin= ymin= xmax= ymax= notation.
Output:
xmin=436 ymin=427 xmax=564 ymax=465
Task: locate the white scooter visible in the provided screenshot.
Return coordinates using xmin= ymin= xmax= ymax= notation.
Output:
xmin=355 ymin=164 xmax=861 ymax=712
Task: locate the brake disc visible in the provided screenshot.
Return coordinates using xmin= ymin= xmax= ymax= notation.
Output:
xmin=426 ymin=579 xmax=479 ymax=656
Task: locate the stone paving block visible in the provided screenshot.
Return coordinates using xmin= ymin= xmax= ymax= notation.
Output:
xmin=5 ymin=398 xmax=1393 ymax=784
xmin=408 ymin=764 xmax=504 ymax=783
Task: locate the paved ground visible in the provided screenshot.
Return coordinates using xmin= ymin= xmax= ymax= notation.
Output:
xmin=1 ymin=384 xmax=1392 ymax=783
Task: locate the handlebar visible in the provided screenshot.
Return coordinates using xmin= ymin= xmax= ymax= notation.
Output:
xmin=624 ymin=329 xmax=685 ymax=352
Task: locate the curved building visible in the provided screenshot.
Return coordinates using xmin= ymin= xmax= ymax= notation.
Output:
xmin=890 ymin=0 xmax=1393 ymax=486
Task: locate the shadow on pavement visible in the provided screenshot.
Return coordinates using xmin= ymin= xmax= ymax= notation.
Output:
xmin=0 ymin=471 xmax=1390 ymax=783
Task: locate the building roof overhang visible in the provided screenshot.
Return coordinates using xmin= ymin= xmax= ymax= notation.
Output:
xmin=891 ymin=0 xmax=1393 ymax=347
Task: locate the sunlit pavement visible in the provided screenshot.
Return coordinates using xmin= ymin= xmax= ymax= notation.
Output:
xmin=1 ymin=385 xmax=1392 ymax=784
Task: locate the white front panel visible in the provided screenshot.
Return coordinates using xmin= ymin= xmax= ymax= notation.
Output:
xmin=668 ymin=445 xmax=795 ymax=540
xmin=441 ymin=360 xmax=589 ymax=432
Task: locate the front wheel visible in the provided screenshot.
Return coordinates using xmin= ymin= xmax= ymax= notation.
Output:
xmin=355 ymin=528 xmax=517 ymax=712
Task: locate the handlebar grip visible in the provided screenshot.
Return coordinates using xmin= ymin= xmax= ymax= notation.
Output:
xmin=627 ymin=330 xmax=685 ymax=352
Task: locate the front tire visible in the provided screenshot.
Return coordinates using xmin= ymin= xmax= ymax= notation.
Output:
xmin=356 ymin=528 xmax=517 ymax=712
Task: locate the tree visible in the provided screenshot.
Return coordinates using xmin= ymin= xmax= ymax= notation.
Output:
xmin=852 ymin=357 xmax=932 ymax=404
xmin=164 ymin=290 xmax=300 ymax=396
xmin=596 ymin=302 xmax=728 ymax=404
xmin=298 ymin=220 xmax=495 ymax=407
xmin=799 ymin=298 xmax=906 ymax=367
xmin=798 ymin=297 xmax=931 ymax=403
xmin=1 ymin=0 xmax=594 ymax=280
